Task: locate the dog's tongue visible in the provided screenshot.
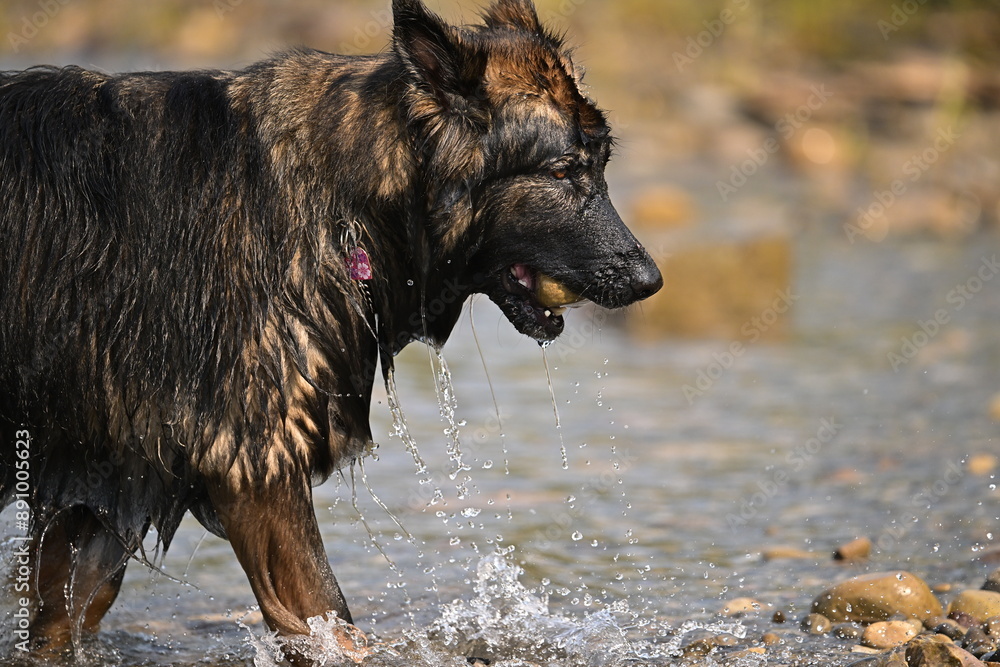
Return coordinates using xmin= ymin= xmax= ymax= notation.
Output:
xmin=535 ymin=273 xmax=583 ymax=309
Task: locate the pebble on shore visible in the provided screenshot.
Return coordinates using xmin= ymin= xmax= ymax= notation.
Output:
xmin=906 ymin=637 xmax=989 ymax=666
xmin=968 ymin=453 xmax=999 ymax=477
xmin=835 ymin=537 xmax=873 ymax=562
xmin=812 ymin=571 xmax=944 ymax=624
xmin=718 ymin=597 xmax=772 ymax=617
xmin=801 ymin=613 xmax=833 ymax=635
xmin=983 ymin=569 xmax=1000 ymax=594
xmin=849 ymin=636 xmax=986 ymax=666
xmin=949 ymin=591 xmax=1000 ymax=624
xmin=861 ymin=621 xmax=919 ymax=650
xmin=762 ymin=546 xmax=816 ymax=561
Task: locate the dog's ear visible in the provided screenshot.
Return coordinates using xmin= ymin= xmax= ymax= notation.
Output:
xmin=393 ymin=0 xmax=486 ymax=105
xmin=483 ymin=0 xmax=542 ymax=33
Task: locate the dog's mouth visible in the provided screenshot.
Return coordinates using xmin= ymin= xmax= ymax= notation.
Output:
xmin=491 ymin=264 xmax=588 ymax=341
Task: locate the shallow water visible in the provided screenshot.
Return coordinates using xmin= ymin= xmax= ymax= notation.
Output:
xmin=2 ymin=230 xmax=999 ymax=666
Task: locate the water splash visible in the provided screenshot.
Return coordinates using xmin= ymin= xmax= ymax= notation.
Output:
xmin=239 ymin=552 xmax=750 ymax=667
xmin=429 ymin=552 xmax=685 ymax=666
xmin=242 ymin=610 xmax=379 ymax=667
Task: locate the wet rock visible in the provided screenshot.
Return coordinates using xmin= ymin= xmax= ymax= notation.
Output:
xmin=985 ymin=617 xmax=1000 ymax=637
xmin=835 ymin=537 xmax=873 ymax=562
xmin=969 ymin=454 xmax=998 ymax=477
xmin=732 ymin=647 xmax=767 ymax=659
xmin=984 ymin=650 xmax=1000 ymax=662
xmin=834 ymin=622 xmax=865 ymax=640
xmin=848 ymin=651 xmax=909 ymax=667
xmin=683 ymin=634 xmax=738 ymax=656
xmin=802 ymin=613 xmax=833 ymax=635
xmin=719 ymin=597 xmax=772 ymax=617
xmin=772 ymin=609 xmax=787 ymax=624
xmin=963 ymin=626 xmax=999 ymax=657
xmin=812 ymin=571 xmax=944 ymax=624
xmin=763 ymin=546 xmax=815 ymax=561
xmin=683 ymin=640 xmax=714 ymax=657
xmin=950 ymin=591 xmax=1000 ymax=624
xmin=983 ymin=570 xmax=1000 ymax=594
xmin=761 ymin=632 xmax=783 ymax=646
xmin=932 ymin=617 xmax=970 ymax=640
xmin=954 ymin=612 xmax=982 ymax=629
xmin=907 ymin=637 xmax=988 ymax=666
xmin=862 ymin=621 xmax=919 ymax=650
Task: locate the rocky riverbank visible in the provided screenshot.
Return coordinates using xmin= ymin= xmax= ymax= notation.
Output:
xmin=673 ymin=535 xmax=1000 ymax=665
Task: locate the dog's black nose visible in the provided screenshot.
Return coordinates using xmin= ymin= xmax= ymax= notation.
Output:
xmin=628 ymin=248 xmax=663 ymax=301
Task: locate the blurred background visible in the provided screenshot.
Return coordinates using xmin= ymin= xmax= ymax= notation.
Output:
xmin=3 ymin=2 xmax=1000 ymax=665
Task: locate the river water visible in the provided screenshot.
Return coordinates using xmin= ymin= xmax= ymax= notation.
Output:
xmin=2 ymin=229 xmax=1000 ymax=666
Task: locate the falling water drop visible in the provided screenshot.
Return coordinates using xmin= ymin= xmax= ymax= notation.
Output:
xmin=430 ymin=348 xmax=467 ymax=481
xmin=385 ymin=368 xmax=427 ymax=477
xmin=540 ymin=345 xmax=568 ymax=469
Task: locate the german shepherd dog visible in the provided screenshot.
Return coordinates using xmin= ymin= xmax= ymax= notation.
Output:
xmin=0 ymin=0 xmax=661 ymax=658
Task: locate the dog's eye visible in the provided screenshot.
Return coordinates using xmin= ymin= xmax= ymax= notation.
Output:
xmin=551 ymin=167 xmax=569 ymax=180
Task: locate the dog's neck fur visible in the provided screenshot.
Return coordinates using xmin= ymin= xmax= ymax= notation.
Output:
xmin=222 ymin=50 xmax=475 ymax=476
xmin=216 ymin=2 xmax=597 ymax=476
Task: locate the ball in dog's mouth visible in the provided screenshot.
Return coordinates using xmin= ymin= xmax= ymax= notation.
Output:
xmin=534 ymin=272 xmax=583 ymax=312
xmin=497 ymin=264 xmax=587 ymax=340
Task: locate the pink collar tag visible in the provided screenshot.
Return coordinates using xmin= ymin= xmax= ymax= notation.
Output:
xmin=348 ymin=247 xmax=373 ymax=281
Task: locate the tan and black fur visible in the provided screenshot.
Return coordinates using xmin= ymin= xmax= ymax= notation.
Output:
xmin=0 ymin=0 xmax=661 ymax=659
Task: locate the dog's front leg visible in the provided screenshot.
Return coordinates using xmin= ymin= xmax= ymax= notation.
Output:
xmin=208 ymin=473 xmax=365 ymax=662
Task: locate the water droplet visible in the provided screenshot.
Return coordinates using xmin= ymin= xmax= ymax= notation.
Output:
xmin=572 ymin=531 xmax=583 ymax=541
xmin=407 ymin=279 xmax=415 ymax=286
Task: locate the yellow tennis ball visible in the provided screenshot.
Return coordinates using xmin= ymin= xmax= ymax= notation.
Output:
xmin=535 ymin=273 xmax=581 ymax=308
